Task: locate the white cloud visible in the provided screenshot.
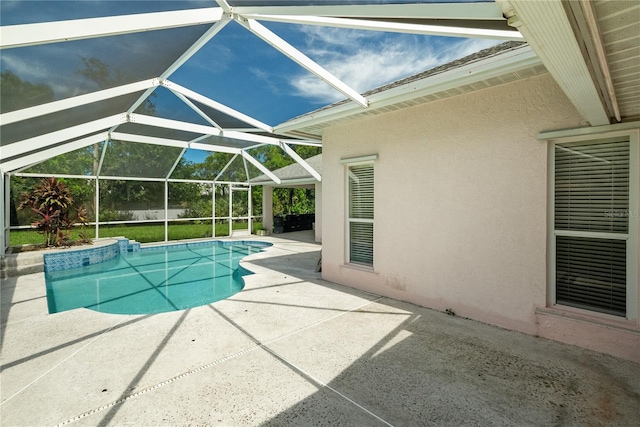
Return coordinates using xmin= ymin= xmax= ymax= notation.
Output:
xmin=289 ymin=28 xmax=502 ymax=103
xmin=0 ymin=53 xmax=91 ymax=99
xmin=296 ymin=25 xmax=379 ymax=49
xmin=249 ymin=67 xmax=282 ymax=95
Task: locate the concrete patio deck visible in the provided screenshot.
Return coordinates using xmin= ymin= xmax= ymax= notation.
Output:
xmin=1 ymin=231 xmax=639 ymax=426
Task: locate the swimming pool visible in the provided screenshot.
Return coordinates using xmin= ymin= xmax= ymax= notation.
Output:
xmin=45 ymin=240 xmax=271 ymax=315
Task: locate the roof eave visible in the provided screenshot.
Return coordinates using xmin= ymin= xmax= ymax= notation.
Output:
xmin=275 ymin=44 xmax=540 ymax=136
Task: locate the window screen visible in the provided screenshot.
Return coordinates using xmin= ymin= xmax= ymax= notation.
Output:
xmin=348 ymin=163 xmax=374 ymax=266
xmin=554 ymin=138 xmax=629 ymax=316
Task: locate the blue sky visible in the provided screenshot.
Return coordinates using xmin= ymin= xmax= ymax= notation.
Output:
xmin=170 ymin=20 xmax=500 ymax=125
xmin=1 ymin=1 xmax=501 ymax=164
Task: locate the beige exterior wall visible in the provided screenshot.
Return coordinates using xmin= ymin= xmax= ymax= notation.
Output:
xmin=315 ymin=182 xmax=322 ymax=243
xmin=321 ymin=74 xmax=640 ymax=361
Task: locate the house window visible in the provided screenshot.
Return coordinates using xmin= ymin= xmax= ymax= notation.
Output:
xmin=553 ymin=136 xmax=637 ymax=317
xmin=348 ymin=163 xmax=374 ymax=266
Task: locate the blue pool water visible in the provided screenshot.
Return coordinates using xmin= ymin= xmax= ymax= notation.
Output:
xmin=45 ymin=241 xmax=271 ymax=315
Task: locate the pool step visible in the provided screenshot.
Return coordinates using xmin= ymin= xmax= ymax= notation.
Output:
xmin=128 ymin=240 xmax=141 ymax=252
xmin=1 ymin=252 xmax=45 ymax=278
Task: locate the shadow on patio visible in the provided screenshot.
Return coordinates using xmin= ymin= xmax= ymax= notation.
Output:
xmin=1 ymin=234 xmax=638 ymax=426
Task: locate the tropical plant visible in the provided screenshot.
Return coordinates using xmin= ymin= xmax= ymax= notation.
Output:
xmin=18 ymin=177 xmax=88 ymax=247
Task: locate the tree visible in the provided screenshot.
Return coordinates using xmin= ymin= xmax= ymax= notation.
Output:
xmin=249 ymin=145 xmax=321 ymax=216
xmin=76 ymin=57 xmax=171 ymax=215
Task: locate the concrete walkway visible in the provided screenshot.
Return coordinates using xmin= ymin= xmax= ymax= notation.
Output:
xmin=1 ymin=233 xmax=639 ymax=426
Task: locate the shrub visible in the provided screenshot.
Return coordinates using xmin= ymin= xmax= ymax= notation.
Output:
xmin=18 ymin=177 xmax=88 ymax=247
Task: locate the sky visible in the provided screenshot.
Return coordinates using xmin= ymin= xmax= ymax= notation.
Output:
xmin=1 ymin=0 xmax=501 ymax=165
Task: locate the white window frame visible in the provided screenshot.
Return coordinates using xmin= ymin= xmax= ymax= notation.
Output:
xmin=548 ymin=129 xmax=639 ymax=320
xmin=342 ymin=155 xmax=377 ymax=268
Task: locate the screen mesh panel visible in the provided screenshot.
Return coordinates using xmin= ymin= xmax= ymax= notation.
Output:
xmin=10 ymin=176 xmax=96 ymax=226
xmin=556 ymin=236 xmax=626 ymax=316
xmin=0 ymin=25 xmax=210 ymax=113
xmin=215 ymin=185 xmax=230 ymax=217
xmin=197 ymin=135 xmax=255 ymax=150
xmin=184 ymin=152 xmax=245 ymax=181
xmin=232 ymin=189 xmax=249 ymax=218
xmin=555 ymin=138 xmax=629 ymax=233
xmin=114 ymin=123 xmax=203 ymax=142
xmin=98 ymin=179 xmax=164 ymax=221
xmin=10 ymin=176 xmax=46 ymax=226
xmin=0 ymin=1 xmax=214 ymax=25
xmin=100 ymin=140 xmax=183 ymax=178
xmin=1 ymin=92 xmax=142 ymax=146
xmin=135 ymin=87 xmax=211 ymax=126
xmin=168 ymin=219 xmax=213 ymax=241
xmin=218 ymin=156 xmax=248 ymax=182
xmin=22 ymin=142 xmax=105 ymax=176
xmin=246 ymin=161 xmax=263 ymax=180
xmin=168 ymin=182 xmax=212 ymax=219
xmin=191 ymin=100 xmax=257 ymax=129
xmin=252 ymin=188 xmax=263 ymax=216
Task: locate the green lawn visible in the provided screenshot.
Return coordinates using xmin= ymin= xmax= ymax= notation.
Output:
xmin=9 ymin=222 xmax=262 ymax=246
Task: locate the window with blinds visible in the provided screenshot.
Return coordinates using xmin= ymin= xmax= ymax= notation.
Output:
xmin=554 ymin=137 xmax=630 ymax=317
xmin=348 ymin=163 xmax=374 ymax=266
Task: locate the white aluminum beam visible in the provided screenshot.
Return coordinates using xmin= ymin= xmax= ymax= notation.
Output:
xmin=498 ymin=0 xmax=609 ymax=126
xmin=216 ymin=0 xmax=233 ymax=14
xmin=129 ymin=113 xmax=316 ymax=147
xmin=222 ymin=131 xmax=280 ymax=146
xmin=15 ymin=172 xmax=96 ymax=180
xmin=236 ymin=17 xmax=369 ymax=108
xmin=189 ymin=142 xmax=241 ymax=155
xmin=232 ymin=3 xmax=504 ymax=20
xmin=279 ymin=142 xmax=321 ymax=182
xmin=2 ymin=114 xmax=126 ymax=159
xmin=163 ymin=80 xmax=273 ymax=132
xmin=122 ymin=87 xmax=157 ymax=124
xmin=0 ymin=8 xmax=224 ymax=49
xmin=242 ymin=15 xmax=522 ymax=41
xmin=223 ymin=130 xmax=317 ymax=146
xmin=96 ymin=135 xmax=109 ymax=177
xmin=129 ymin=113 xmax=217 ymax=136
xmin=186 ymin=134 xmax=243 ymax=155
xmin=241 ymin=151 xmax=281 ymax=184
xmin=109 ymin=131 xmax=241 ymax=155
xmin=242 ymin=156 xmax=251 ymax=183
xmin=0 ymin=79 xmax=159 ymax=126
xmin=1 ymin=132 xmax=108 ymax=172
xmin=110 ymin=132 xmax=187 ymax=149
xmin=275 ymin=45 xmax=540 ymax=134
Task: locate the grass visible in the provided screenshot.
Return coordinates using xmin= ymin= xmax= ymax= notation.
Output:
xmin=9 ymin=222 xmax=263 ymax=246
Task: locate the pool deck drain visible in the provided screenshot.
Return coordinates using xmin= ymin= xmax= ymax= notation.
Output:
xmin=2 ymin=231 xmax=640 ymax=426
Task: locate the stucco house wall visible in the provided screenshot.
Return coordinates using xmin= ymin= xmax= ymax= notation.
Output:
xmin=321 ymin=73 xmax=640 ymax=361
